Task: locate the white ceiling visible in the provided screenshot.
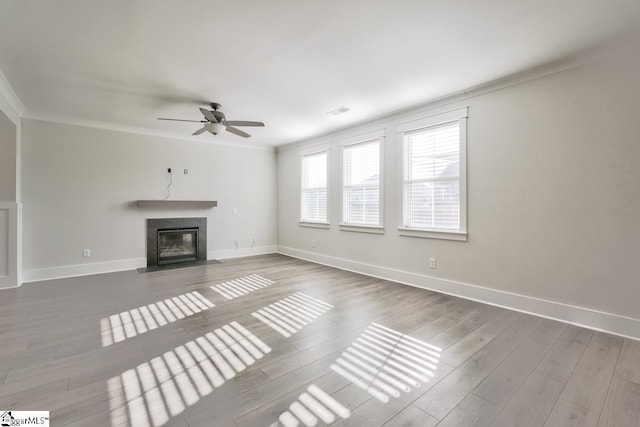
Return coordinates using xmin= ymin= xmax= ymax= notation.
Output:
xmin=1 ymin=0 xmax=639 ymax=147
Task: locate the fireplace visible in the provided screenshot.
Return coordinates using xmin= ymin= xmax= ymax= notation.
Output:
xmin=146 ymin=218 xmax=207 ymax=268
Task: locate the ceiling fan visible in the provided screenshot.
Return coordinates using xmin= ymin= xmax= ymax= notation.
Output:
xmin=157 ymin=103 xmax=264 ymax=138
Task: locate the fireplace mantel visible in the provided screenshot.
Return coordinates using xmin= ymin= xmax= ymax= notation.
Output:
xmin=136 ymin=200 xmax=217 ymax=209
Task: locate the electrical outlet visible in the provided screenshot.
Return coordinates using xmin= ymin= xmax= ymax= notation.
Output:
xmin=167 ymin=168 xmax=171 ymax=173
xmin=429 ymin=258 xmax=436 ymax=269
xmin=83 ymin=248 xmax=91 ymax=258
xmin=184 ymin=169 xmax=188 ymax=174
xmin=311 ymin=240 xmax=316 ymax=248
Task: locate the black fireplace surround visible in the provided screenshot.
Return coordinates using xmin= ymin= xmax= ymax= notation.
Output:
xmin=146 ymin=217 xmax=207 ymax=268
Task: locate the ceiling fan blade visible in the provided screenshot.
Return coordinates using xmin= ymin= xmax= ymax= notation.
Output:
xmin=199 ymin=108 xmax=218 ymax=123
xmin=192 ymin=127 xmax=207 ymax=135
xmin=225 ymin=121 xmax=265 ymax=127
xmin=158 ymin=118 xmax=205 ymax=123
xmin=225 ymin=126 xmax=251 ymax=138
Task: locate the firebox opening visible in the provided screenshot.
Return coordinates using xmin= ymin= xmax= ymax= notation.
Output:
xmin=157 ymin=228 xmax=198 ymax=265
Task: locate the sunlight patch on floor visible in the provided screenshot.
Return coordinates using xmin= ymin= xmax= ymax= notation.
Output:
xmin=331 ymin=322 xmax=442 ymax=403
xmin=272 ymin=384 xmax=350 ymax=427
xmin=107 ymin=321 xmax=270 ymax=427
xmin=100 ymin=291 xmax=215 ymax=347
xmin=252 ymin=292 xmax=334 ymax=337
xmin=210 ymin=274 xmax=274 ymax=300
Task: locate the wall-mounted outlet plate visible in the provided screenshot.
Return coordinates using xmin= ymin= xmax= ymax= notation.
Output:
xmin=83 ymin=248 xmax=91 ymax=258
xmin=429 ymin=258 xmax=436 ymax=269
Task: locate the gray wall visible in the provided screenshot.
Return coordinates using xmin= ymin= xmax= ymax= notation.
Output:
xmin=277 ymin=49 xmax=640 ymax=320
xmin=21 ymin=119 xmax=277 ymax=271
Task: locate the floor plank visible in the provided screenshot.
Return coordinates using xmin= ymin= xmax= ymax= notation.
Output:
xmin=535 ymin=325 xmax=592 ymax=383
xmin=413 ymin=315 xmax=542 ymax=420
xmin=544 ymin=398 xmax=599 ymax=427
xmin=436 ymin=393 xmax=500 ymax=427
xmin=382 ymin=404 xmax=438 ymax=427
xmin=490 ymin=372 xmax=564 ymax=427
xmin=438 ymin=309 xmax=522 ymax=368
xmin=597 ymin=377 xmax=640 ymax=427
xmin=472 ymin=319 xmax=565 ymax=407
xmin=614 ymin=339 xmax=640 ymax=384
xmin=559 ymin=332 xmax=622 ymax=413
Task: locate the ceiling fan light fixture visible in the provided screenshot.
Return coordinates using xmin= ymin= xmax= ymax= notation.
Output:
xmin=206 ymin=122 xmax=226 ymax=135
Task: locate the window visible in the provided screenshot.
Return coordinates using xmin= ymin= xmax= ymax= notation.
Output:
xmin=300 ymin=150 xmax=328 ymax=224
xmin=342 ymin=136 xmax=382 ymax=228
xmin=400 ymin=108 xmax=467 ymax=240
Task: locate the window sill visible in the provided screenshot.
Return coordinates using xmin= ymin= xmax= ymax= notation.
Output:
xmin=339 ymin=224 xmax=384 ymax=234
xmin=299 ymin=221 xmax=331 ymax=229
xmin=398 ymin=227 xmax=467 ymax=241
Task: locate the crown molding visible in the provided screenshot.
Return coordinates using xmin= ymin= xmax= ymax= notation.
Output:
xmin=21 ymin=112 xmax=275 ymax=152
xmin=278 ymin=38 xmax=639 ymax=153
xmin=0 ymin=68 xmax=25 ymax=125
xmin=277 ymin=56 xmax=575 ymax=153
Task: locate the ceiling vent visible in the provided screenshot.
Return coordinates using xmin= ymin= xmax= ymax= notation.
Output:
xmin=326 ymin=106 xmax=350 ymax=116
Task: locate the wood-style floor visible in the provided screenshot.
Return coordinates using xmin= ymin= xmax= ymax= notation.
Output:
xmin=1 ymin=254 xmax=638 ymax=426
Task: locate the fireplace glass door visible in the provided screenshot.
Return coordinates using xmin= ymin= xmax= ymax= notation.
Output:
xmin=157 ymin=228 xmax=198 ymax=265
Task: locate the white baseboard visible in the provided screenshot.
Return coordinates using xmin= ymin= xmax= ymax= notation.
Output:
xmin=20 ymin=245 xmax=278 ymax=283
xmin=277 ymin=245 xmax=640 ymax=341
xmin=208 ymin=245 xmax=277 ymax=260
xmin=0 ymin=274 xmax=19 ymax=289
xmin=22 ymin=258 xmax=147 ymax=283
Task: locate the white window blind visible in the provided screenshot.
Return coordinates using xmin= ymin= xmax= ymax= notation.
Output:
xmin=343 ymin=140 xmax=380 ymax=226
xmin=301 ymin=151 xmax=328 ymax=223
xmin=403 ymin=121 xmax=462 ymax=230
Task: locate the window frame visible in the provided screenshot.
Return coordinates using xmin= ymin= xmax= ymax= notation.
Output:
xmin=339 ymin=130 xmax=385 ymax=234
xmin=398 ymin=107 xmax=468 ymax=241
xmin=299 ymin=147 xmax=330 ymax=228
